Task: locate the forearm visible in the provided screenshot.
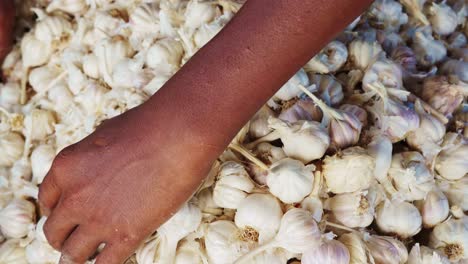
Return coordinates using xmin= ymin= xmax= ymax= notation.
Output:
xmin=0 ymin=0 xmax=15 ymax=63
xmin=141 ymin=0 xmax=372 ymax=151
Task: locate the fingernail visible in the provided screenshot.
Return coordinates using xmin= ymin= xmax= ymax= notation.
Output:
xmin=59 ymin=254 xmax=78 ymax=264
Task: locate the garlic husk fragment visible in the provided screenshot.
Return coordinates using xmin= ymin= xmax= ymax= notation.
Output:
xmin=196 ymin=188 xmax=223 ymax=219
xmin=46 ymin=0 xmax=87 ymax=14
xmin=305 ymin=41 xmax=348 ymax=73
xmin=375 ymin=199 xmax=422 ymax=238
xmin=408 ymin=243 xmax=450 ymax=264
xmin=326 ymin=191 xmax=374 ymax=228
xmin=267 ymin=158 xmax=315 ymax=203
xmin=28 ymin=66 xmax=61 ymax=94
xmin=213 ymin=161 xmax=255 ymax=209
xmin=412 ymin=31 xmax=447 ymax=67
xmin=435 ymin=132 xmax=468 ymax=181
xmin=146 ymin=38 xmax=184 ymax=73
xmin=0 ymin=199 xmax=35 ymax=239
xmin=34 ymin=13 xmax=73 ymax=43
xmin=338 ymin=232 xmax=375 ymax=264
xmin=249 ymin=106 xmax=275 ymax=139
xmin=364 ymin=234 xmax=409 ymax=264
xmin=422 ymin=76 xmax=465 ymax=117
xmin=0 ymin=239 xmax=28 ymax=264
xmin=367 ymin=0 xmax=408 ymax=32
xmin=322 ymin=146 xmax=375 ymax=194
xmin=302 ymin=236 xmax=350 ymax=264
xmin=430 ymin=217 xmax=468 ymax=262
xmin=388 ymin=151 xmax=435 ymax=201
xmin=415 ymin=188 xmax=449 ymax=228
xmin=437 ymin=177 xmax=468 ymax=211
xmin=234 ymin=208 xmax=321 ymax=263
xmin=234 ymin=193 xmax=283 ymax=244
xmin=428 ymin=2 xmax=458 ymax=36
xmin=273 ymin=69 xmax=309 ymax=101
xmin=308 ymin=74 xmax=344 ymax=106
xmin=0 ymin=132 xmax=24 ymax=167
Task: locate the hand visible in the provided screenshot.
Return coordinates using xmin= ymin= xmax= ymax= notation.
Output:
xmin=39 ymin=105 xmax=221 ymax=264
xmin=0 ymin=0 xmax=15 ymax=65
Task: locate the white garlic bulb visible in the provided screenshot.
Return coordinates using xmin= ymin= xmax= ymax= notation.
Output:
xmin=278 ymin=98 xmax=322 ymax=124
xmin=174 ymin=238 xmax=206 ymax=264
xmin=204 ymin=220 xmax=252 ymax=264
xmin=339 ymin=232 xmax=374 ymax=264
xmin=28 ymin=66 xmax=60 ymax=94
xmin=323 ymin=147 xmax=375 ymax=194
xmin=267 ymin=158 xmax=315 ymax=203
xmin=365 ymin=234 xmax=409 ymax=264
xmin=441 ymin=59 xmax=468 ymax=83
xmin=437 ymin=177 xmax=468 ymax=211
xmin=21 ymin=34 xmax=52 ymax=68
xmin=430 ymin=217 xmax=468 ymax=262
xmin=367 ymin=0 xmax=409 ymax=32
xmin=253 ymin=143 xmax=286 ymax=166
xmin=348 ymin=39 xmax=383 ymax=70
xmin=422 ymin=76 xmax=464 ymax=117
xmin=305 ymin=41 xmax=348 ymax=73
xmin=10 ymin=158 xmax=32 ymax=188
xmin=408 ymin=243 xmax=450 ymax=264
xmin=31 ymin=144 xmax=56 ymax=184
xmin=435 ymin=133 xmax=468 ymax=181
xmin=302 ymin=237 xmax=350 ymax=264
xmin=184 ymin=0 xmax=219 ymax=29
xmin=412 ymin=31 xmax=447 ymax=66
xmin=94 ymin=36 xmax=134 ymax=85
xmin=46 ymin=0 xmax=87 ymax=14
xmin=267 ymin=118 xmax=330 ymax=163
xmin=35 ymin=15 xmax=72 ymax=43
xmin=388 ymin=151 xmax=435 ymax=201
xmin=273 ymin=69 xmax=309 ymax=101
xmin=0 ymin=132 xmax=24 ymax=167
xmin=375 ymin=199 xmax=422 ymax=238
xmin=399 ymin=0 xmax=429 ymax=25
xmin=327 ymin=191 xmax=374 ymax=228
xmin=23 ymin=109 xmax=56 ymax=141
xmin=0 ymin=240 xmax=28 ymax=264
xmin=0 ymin=199 xmax=35 ymax=239
xmin=0 ymin=83 xmax=21 ymax=110
xmin=363 ymin=57 xmax=403 ymax=91
xmin=249 ymin=106 xmax=275 ymax=139
xmin=129 ymin=3 xmax=160 ymax=33
xmin=213 ymin=161 xmax=255 ymax=209
xmin=82 ymin=54 xmax=100 ymax=79
xmin=234 ymin=193 xmax=283 ymax=243
xmin=192 ymin=18 xmax=225 ymax=48
xmin=428 ymin=2 xmax=458 ymax=36
xmin=308 ymin=74 xmax=344 ymax=106
xmin=146 ymin=38 xmax=184 ymax=73
xmin=416 ymin=188 xmax=449 ymax=228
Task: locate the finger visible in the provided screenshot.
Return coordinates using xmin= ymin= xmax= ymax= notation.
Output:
xmin=94 ymin=239 xmax=141 ymax=264
xmin=43 ymin=203 xmax=78 ymax=250
xmin=60 ymin=225 xmax=103 ymax=264
xmin=38 ymin=172 xmax=62 ymax=216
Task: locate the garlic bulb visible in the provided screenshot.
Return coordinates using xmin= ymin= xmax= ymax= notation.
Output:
xmin=184 ymin=0 xmax=219 ymax=29
xmin=0 ymin=240 xmax=28 ymax=264
xmin=35 ymin=15 xmax=72 ymax=43
xmin=146 ymin=38 xmax=184 ymax=73
xmin=94 ymin=36 xmax=134 ymax=86
xmin=363 ymin=57 xmax=403 ymax=91
xmin=204 ymin=220 xmax=252 ymax=264
xmin=129 ymin=3 xmax=160 ymax=34
xmin=23 ymin=109 xmax=56 ymax=141
xmin=21 ymin=34 xmax=52 ymax=68
xmin=30 ymin=144 xmax=56 ymax=184
xmin=174 ymin=238 xmax=207 ymax=264
xmin=82 ymin=54 xmax=100 ymax=79
xmin=339 ymin=232 xmax=374 ymax=264
xmin=412 ymin=31 xmax=447 ymax=67
xmin=234 ymin=193 xmax=283 ymax=243
xmin=322 ymin=147 xmax=375 ymax=194
xmin=28 ymin=66 xmax=60 ymax=94
xmin=408 ymin=243 xmax=450 ymax=264
xmin=0 ymin=199 xmax=35 ymax=239
xmin=428 ymin=2 xmax=458 ymax=36
xmin=234 ymin=208 xmax=321 ymax=263
xmin=441 ymin=59 xmax=468 ymax=83
xmin=278 ymin=98 xmax=322 ymax=124
xmin=0 ymin=132 xmax=24 ymax=167
xmin=267 ymin=158 xmax=315 ymax=203
xmin=430 ymin=217 xmax=468 ymax=262
xmin=375 ymin=199 xmax=422 ymax=238
xmin=249 ymin=106 xmax=275 ymax=139
xmin=253 ymin=142 xmax=286 ymax=166
xmin=266 ymin=118 xmax=330 ymax=163
xmin=46 ymin=0 xmax=87 ymax=14
xmin=308 ymin=74 xmax=344 ymax=106
xmin=367 ymin=0 xmax=409 ymax=32
xmin=437 ymin=177 xmax=468 ymax=211
xmin=388 ymin=151 xmax=435 ymax=201
xmin=273 ymin=69 xmax=309 ymax=101
xmin=213 ymin=161 xmax=255 ymax=209
xmin=368 ymin=134 xmax=393 ymax=186
xmin=364 ymin=234 xmax=409 ymax=264
xmin=25 ymin=239 xmax=61 ymax=264
xmin=348 ymin=39 xmax=383 ymax=70
xmin=416 ymin=188 xmax=449 ymax=228
xmin=302 ymin=237 xmax=350 ymax=264
xmin=435 ymin=132 xmax=468 ymax=181
xmin=305 ymin=41 xmax=348 ymax=73
xmin=10 ymin=158 xmax=32 ymax=188
xmin=300 ymin=195 xmax=323 ymax=222
xmin=339 ymin=104 xmax=368 ymax=126
xmin=422 ymin=76 xmax=464 ymax=117
xmin=0 ymin=83 xmax=21 ymax=110
xmin=327 ymin=191 xmax=374 ymax=228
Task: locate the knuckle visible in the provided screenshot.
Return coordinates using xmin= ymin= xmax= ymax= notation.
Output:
xmin=42 ymin=222 xmax=61 ymax=250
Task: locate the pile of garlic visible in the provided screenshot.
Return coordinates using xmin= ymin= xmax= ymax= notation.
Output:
xmin=0 ymin=0 xmax=467 ymax=263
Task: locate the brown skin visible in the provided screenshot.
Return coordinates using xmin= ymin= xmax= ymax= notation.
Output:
xmin=0 ymin=0 xmax=15 ymax=66
xmin=2 ymin=0 xmax=373 ymax=263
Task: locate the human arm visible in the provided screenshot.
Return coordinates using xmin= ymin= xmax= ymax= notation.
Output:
xmin=0 ymin=0 xmax=15 ymax=66
xmin=38 ymin=0 xmax=373 ymax=263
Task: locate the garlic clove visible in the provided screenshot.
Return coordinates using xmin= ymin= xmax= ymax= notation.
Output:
xmin=30 ymin=144 xmax=56 ymax=185
xmin=213 ymin=161 xmax=255 ymax=209
xmin=308 ymin=74 xmax=344 ymax=106
xmin=305 ymin=41 xmax=348 ymax=74
xmin=412 ymin=30 xmax=447 ymax=67
xmin=375 ymin=199 xmax=422 ymax=238
xmin=437 ymin=176 xmax=468 ymax=211
xmin=273 ymin=69 xmax=309 ymax=102
xmin=249 ymin=106 xmax=276 ymax=139
xmin=430 ymin=217 xmax=468 ymax=262
xmin=0 ymin=199 xmax=35 ymax=239
xmin=435 ymin=132 xmax=468 ymax=181
xmin=348 ymin=38 xmax=383 ymax=71
xmin=440 ymin=59 xmax=468 ymax=83
xmin=338 ymin=232 xmax=374 ymax=264
xmin=0 ymin=132 xmax=24 ymax=167
xmin=367 ymin=0 xmax=409 ymax=33
xmin=428 ymin=2 xmax=459 ymax=36
xmin=415 ymin=188 xmax=450 ymax=228
xmin=422 ymin=76 xmax=465 ymax=118
xmin=408 ymin=243 xmax=450 ymax=264
xmin=327 ymin=191 xmax=374 ymax=228
xmin=302 ymin=237 xmax=350 ymax=264
xmin=364 ymin=234 xmax=409 ymax=264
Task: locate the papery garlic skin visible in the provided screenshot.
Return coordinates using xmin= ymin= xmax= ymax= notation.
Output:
xmin=412 ymin=31 xmax=447 ymax=67
xmin=267 ymin=159 xmax=315 ymax=203
xmin=23 ymin=109 xmax=56 ymax=141
xmin=21 ymin=34 xmax=52 ymax=68
xmin=416 ymin=188 xmax=449 ymax=228
xmin=339 ymin=233 xmax=374 ymax=264
xmin=430 ymin=217 xmax=468 ymax=262
xmin=0 ymin=132 xmax=24 ymax=167
xmin=363 ymin=57 xmax=403 ymax=91
xmin=268 ymin=118 xmax=330 ymax=164
xmin=273 ymin=69 xmax=309 ymax=101
xmin=174 ymin=238 xmax=206 ymax=264
xmin=35 ymin=15 xmax=72 ymax=43
xmin=435 ymin=133 xmax=468 ymax=181
xmin=0 ymin=240 xmax=28 ymax=264
xmin=213 ymin=161 xmax=255 ymax=209
xmin=437 ymin=177 xmax=468 ymax=211
xmin=234 ymin=193 xmax=283 ymax=243
xmin=408 ymin=243 xmax=450 ymax=264
xmin=253 ymin=143 xmax=286 ymax=165
xmin=348 ymin=39 xmax=383 ymax=70
xmin=0 ymin=83 xmax=21 ymax=110
xmin=365 ymin=234 xmax=409 ymax=264
xmin=302 ymin=238 xmax=350 ymax=264
xmin=422 ymin=76 xmax=464 ymax=117
xmin=428 ymin=2 xmax=458 ymax=36
xmin=0 ymin=199 xmax=35 ymax=239
xmin=327 ymin=191 xmax=374 ymax=228
xmin=368 ymin=0 xmax=408 ymax=32
xmin=278 ymin=99 xmax=322 ymax=124
xmin=30 ymin=144 xmax=56 ymax=184
xmin=25 ymin=239 xmax=61 ymax=264
xmin=146 ymin=38 xmax=184 ymax=73
xmin=388 ymin=151 xmax=435 ymax=201
xmin=300 ymin=195 xmax=323 ymax=222
xmin=322 ymin=147 xmax=375 ymax=194
xmin=308 ymin=74 xmax=344 ymax=106
xmin=339 ymin=104 xmax=368 ymax=127
xmin=441 ymin=60 xmax=468 ymax=83
xmin=375 ymin=199 xmax=422 ymax=238
xmin=249 ymin=107 xmax=275 ymax=139
xmin=305 ymin=41 xmax=348 ymax=73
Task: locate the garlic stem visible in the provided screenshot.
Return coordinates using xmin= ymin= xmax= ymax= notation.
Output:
xmin=245 ymin=130 xmax=281 ymax=149
xmin=20 ymin=68 xmax=30 ymax=105
xmin=228 ymin=143 xmax=269 ymax=170
xmin=233 ymin=241 xmax=277 ymax=264
xmin=298 ymin=85 xmax=343 ymax=121
xmin=325 ymin=221 xmax=356 ymax=233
